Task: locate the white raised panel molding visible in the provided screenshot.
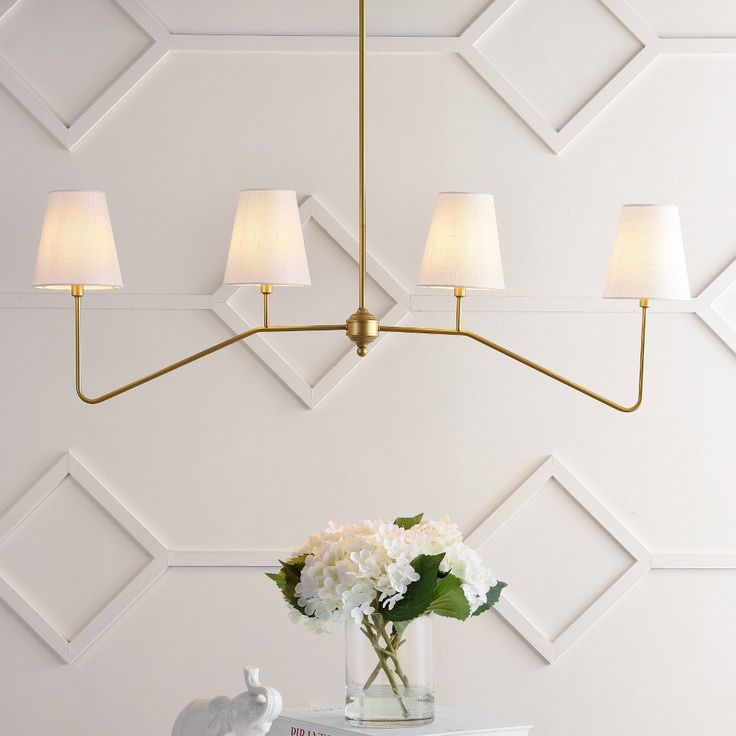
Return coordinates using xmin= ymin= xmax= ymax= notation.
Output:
xmin=0 ymin=453 xmax=289 ymax=663
xmin=651 ymin=552 xmax=736 ymax=569
xmin=0 ymin=293 xmax=697 ymax=314
xmin=169 ymin=549 xmax=736 ymax=571
xmin=695 ymin=258 xmax=736 ymax=354
xmin=659 ymin=38 xmax=736 ymax=54
xmin=0 ymin=0 xmax=170 ymax=149
xmin=0 ymin=0 xmax=17 ymax=19
xmin=2 ymin=452 xmax=735 ymax=664
xmin=0 ymin=292 xmax=212 ymax=310
xmin=168 ymin=550 xmax=291 ymax=567
xmin=458 ymin=0 xmax=660 ymax=154
xmin=0 ymin=452 xmax=167 ymax=663
xmin=0 ymin=0 xmax=735 ymax=151
xmin=466 ymin=456 xmax=651 ymax=663
xmin=169 ymin=34 xmax=461 ymax=54
xmin=410 ymin=294 xmax=696 ymax=314
xmin=212 ymin=195 xmax=410 ymax=409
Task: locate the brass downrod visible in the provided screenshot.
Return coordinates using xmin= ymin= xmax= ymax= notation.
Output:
xmin=346 ymin=0 xmax=379 ymax=358
xmin=358 ymin=0 xmax=367 ymax=310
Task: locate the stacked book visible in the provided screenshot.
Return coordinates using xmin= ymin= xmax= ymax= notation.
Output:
xmin=268 ymin=707 xmax=531 ymax=736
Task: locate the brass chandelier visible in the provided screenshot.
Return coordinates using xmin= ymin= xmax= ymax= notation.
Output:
xmin=32 ymin=0 xmax=690 ymax=412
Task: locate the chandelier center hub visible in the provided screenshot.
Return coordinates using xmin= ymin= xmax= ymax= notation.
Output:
xmin=346 ymin=309 xmax=380 ymax=357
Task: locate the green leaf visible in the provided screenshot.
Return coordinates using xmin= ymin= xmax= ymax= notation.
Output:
xmin=471 ymin=580 xmax=508 ymax=616
xmin=394 ymin=513 xmax=424 ymax=530
xmin=381 ymin=553 xmax=444 ymax=622
xmin=266 ymin=555 xmax=307 ymax=615
xmin=265 ymin=570 xmax=298 ymax=611
xmin=391 ymin=620 xmax=410 ymax=642
xmin=427 ymin=573 xmax=471 ymax=620
xmin=281 ymin=555 xmax=307 ymax=581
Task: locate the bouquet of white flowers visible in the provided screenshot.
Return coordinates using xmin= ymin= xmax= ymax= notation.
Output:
xmin=267 ymin=513 xmax=506 ymax=724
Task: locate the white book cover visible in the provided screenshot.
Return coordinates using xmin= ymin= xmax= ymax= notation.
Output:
xmin=268 ymin=706 xmax=531 ymax=736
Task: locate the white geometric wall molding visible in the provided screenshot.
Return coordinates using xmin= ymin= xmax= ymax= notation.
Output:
xmin=166 ymin=549 xmax=736 ymax=571
xmin=169 ymin=34 xmax=462 ymax=55
xmin=0 ymin=291 xmax=697 ymax=314
xmin=0 ymin=292 xmax=213 ymax=311
xmin=160 ymin=4 xmax=736 ymax=155
xmin=0 ymin=452 xmax=167 ymax=663
xmin=0 ymin=0 xmax=169 ymax=149
xmin=2 ymin=453 xmax=734 ymax=665
xmin=457 ymin=0 xmax=659 ymax=153
xmin=212 ymin=196 xmax=410 ymax=409
xmin=3 ymin=0 xmax=736 ymax=152
xmin=466 ymin=456 xmax=651 ymax=663
xmin=650 ymin=552 xmax=736 ymax=569
xmin=166 ymin=547 xmax=736 ymax=571
xmin=167 ymin=550 xmax=291 ymax=568
xmin=694 ymin=257 xmax=736 ymax=355
xmin=410 ymin=294 xmax=696 ymax=314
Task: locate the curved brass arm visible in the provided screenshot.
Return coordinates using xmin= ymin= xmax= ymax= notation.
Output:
xmin=73 ymin=295 xmax=345 ymax=404
xmin=379 ymin=304 xmax=649 ymax=413
xmin=74 ymin=292 xmax=648 ymax=411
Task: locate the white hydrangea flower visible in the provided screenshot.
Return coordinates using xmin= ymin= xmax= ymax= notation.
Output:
xmin=342 ymin=581 xmax=377 ymax=623
xmin=443 ymin=542 xmax=498 ymax=613
xmin=286 ymin=515 xmax=498 ymax=629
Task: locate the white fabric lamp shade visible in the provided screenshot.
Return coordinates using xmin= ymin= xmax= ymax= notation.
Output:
xmin=223 ymin=189 xmax=311 ymax=286
xmin=604 ymin=205 xmax=690 ymax=300
xmin=33 ymin=191 xmax=123 ymax=290
xmin=418 ymin=192 xmax=505 ymax=290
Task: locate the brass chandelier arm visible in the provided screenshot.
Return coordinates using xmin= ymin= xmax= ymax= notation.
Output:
xmin=73 ymin=295 xmax=345 ymax=405
xmin=379 ymin=304 xmax=649 ymax=413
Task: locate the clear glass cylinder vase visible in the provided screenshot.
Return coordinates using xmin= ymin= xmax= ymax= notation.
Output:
xmin=345 ymin=613 xmax=434 ymax=727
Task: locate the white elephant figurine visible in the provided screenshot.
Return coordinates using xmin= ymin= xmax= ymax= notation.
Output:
xmin=173 ymin=666 xmax=283 ymax=736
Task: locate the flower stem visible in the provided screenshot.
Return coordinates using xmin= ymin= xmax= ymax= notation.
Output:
xmin=364 ymin=628 xmax=404 ymax=690
xmin=360 ymin=621 xmax=410 ymax=718
xmin=373 ymin=615 xmax=410 ymax=688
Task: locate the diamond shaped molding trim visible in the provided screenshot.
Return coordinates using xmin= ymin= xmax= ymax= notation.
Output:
xmin=0 ymin=1 xmax=734 ymax=152
xmin=466 ymin=456 xmax=650 ymax=663
xmin=1 ymin=451 xmax=733 ymax=666
xmin=0 ymin=452 xmax=167 ymax=663
xmin=695 ymin=257 xmax=736 ymax=354
xmin=460 ymin=0 xmax=659 ymax=153
xmin=459 ymin=0 xmax=659 ymax=153
xmin=0 ymin=1 xmax=18 ymax=20
xmin=212 ymin=196 xmax=410 ymax=409
xmin=0 ymin=0 xmax=169 ymax=149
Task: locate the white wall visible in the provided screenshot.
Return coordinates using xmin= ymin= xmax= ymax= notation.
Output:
xmin=1 ymin=1 xmax=736 ymax=734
